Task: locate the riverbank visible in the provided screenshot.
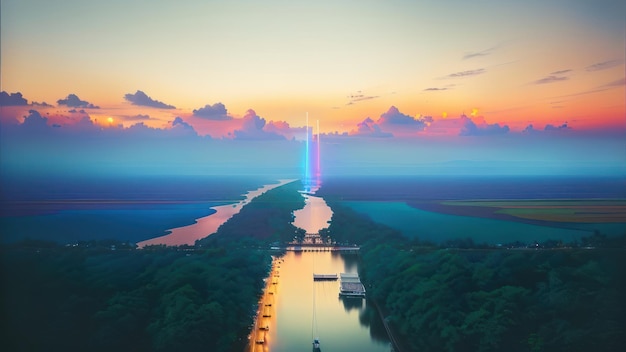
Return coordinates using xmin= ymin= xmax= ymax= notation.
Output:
xmin=138 ymin=179 xmax=296 ymax=247
xmin=248 ymin=256 xmax=281 ymax=351
xmin=371 ymin=300 xmax=404 ymax=352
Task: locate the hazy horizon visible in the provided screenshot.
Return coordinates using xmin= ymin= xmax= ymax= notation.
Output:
xmin=2 ymin=1 xmax=625 ymax=178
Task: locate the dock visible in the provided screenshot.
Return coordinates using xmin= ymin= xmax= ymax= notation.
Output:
xmin=339 ymin=273 xmax=366 ymax=298
xmin=313 ymin=273 xmax=338 ymax=281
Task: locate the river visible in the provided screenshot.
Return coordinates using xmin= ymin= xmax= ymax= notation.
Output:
xmin=137 ymin=179 xmax=295 ymax=247
xmin=250 ymin=190 xmax=391 ymax=352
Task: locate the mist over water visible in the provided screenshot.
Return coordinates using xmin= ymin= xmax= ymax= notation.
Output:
xmin=0 ymin=175 xmax=275 ymax=244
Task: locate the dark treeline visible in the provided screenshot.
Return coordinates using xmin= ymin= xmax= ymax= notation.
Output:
xmin=198 ymin=179 xmax=305 ymax=245
xmin=323 ymin=200 xmax=626 ymax=352
xmin=0 ymin=180 xmax=309 ymax=352
xmin=0 ymin=241 xmax=270 ymax=352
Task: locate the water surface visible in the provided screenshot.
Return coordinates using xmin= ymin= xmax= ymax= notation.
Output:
xmin=343 ymin=201 xmax=591 ymax=244
xmin=138 ymin=179 xmax=295 ymax=247
xmin=292 ymin=193 xmax=333 ymax=234
xmin=255 ymin=251 xmax=389 ymax=352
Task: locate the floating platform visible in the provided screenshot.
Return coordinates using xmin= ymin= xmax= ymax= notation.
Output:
xmin=339 ymin=273 xmax=366 ymax=298
xmin=313 ymin=273 xmax=338 ymax=281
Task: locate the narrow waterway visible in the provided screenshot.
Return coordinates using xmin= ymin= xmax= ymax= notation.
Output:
xmin=292 ymin=193 xmax=333 ymax=234
xmin=250 ymin=184 xmax=390 ymax=351
xmin=267 ymin=251 xmax=390 ymax=352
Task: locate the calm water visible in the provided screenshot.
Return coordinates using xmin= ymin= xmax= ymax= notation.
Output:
xmin=249 ymin=186 xmax=389 ymax=351
xmin=292 ymin=193 xmax=333 ymax=234
xmin=253 ymin=251 xmax=390 ymax=352
xmin=343 ymin=201 xmax=592 ymax=244
xmin=138 ymin=179 xmax=295 ymax=247
xmin=0 ymin=176 xmax=283 ymax=244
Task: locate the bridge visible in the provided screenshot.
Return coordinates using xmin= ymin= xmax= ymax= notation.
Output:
xmin=285 ymin=245 xmax=359 ymax=252
xmin=282 ymin=233 xmax=359 ymax=252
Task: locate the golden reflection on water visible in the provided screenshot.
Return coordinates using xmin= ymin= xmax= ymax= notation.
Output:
xmin=292 ymin=194 xmax=333 ymax=234
xmin=251 ymin=251 xmax=389 ymax=352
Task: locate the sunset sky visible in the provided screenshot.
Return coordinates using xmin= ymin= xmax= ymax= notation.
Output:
xmin=1 ymin=0 xmax=625 ymax=176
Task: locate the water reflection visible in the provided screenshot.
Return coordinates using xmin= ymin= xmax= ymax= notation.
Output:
xmin=292 ymin=193 xmax=333 ymax=235
xmin=340 ymin=296 xmax=364 ymax=312
xmin=264 ymin=251 xmax=390 ymax=352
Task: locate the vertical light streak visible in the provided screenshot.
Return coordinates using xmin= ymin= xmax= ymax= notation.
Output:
xmin=316 ymin=119 xmax=320 ymax=180
xmin=305 ymin=113 xmax=309 ymax=188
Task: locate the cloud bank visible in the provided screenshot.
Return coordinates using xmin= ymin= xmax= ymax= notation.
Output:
xmin=460 ymin=116 xmax=509 ymax=136
xmin=233 ymin=109 xmax=285 ymax=140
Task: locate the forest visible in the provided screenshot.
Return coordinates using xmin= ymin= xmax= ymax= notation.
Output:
xmin=323 ymin=201 xmax=626 ymax=352
xmin=2 ymin=179 xmax=624 ymax=352
xmin=0 ymin=240 xmax=270 ymax=352
xmin=0 ymin=180 xmax=307 ymax=352
xmin=198 ymin=179 xmax=305 ymax=246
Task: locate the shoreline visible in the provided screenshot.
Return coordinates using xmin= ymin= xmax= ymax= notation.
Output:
xmin=138 ymin=179 xmax=296 ymax=247
xmin=292 ymin=193 xmax=333 ymax=234
xmin=408 ymin=200 xmax=626 ymax=231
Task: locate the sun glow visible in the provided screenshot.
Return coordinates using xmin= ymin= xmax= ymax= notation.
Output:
xmin=107 ymin=117 xmax=114 ymax=124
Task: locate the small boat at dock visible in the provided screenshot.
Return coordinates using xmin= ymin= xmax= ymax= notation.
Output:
xmin=312 ymin=337 xmax=321 ymax=351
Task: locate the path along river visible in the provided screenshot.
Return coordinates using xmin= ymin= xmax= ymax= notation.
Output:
xmin=250 ymin=191 xmax=391 ymax=352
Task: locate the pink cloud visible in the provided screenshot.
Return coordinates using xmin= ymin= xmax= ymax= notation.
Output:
xmin=232 ymin=109 xmax=285 ymax=140
xmin=349 ymin=117 xmax=393 ymax=138
xmin=265 ymin=120 xmax=306 ymax=140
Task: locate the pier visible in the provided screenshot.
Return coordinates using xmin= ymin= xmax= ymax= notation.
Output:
xmin=313 ymin=273 xmax=338 ymax=281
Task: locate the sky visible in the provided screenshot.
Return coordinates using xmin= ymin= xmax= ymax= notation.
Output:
xmin=1 ymin=0 xmax=625 ymax=177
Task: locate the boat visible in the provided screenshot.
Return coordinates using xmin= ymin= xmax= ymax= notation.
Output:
xmin=312 ymin=337 xmax=321 ymax=351
xmin=259 ymin=325 xmax=269 ymax=331
xmin=312 ymin=252 xmax=322 ymax=351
